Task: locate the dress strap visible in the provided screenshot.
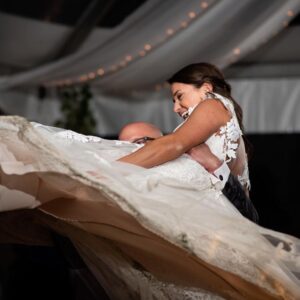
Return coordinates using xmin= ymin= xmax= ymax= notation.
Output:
xmin=209 ymin=92 xmax=236 ymax=117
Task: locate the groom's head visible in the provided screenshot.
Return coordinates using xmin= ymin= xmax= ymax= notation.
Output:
xmin=119 ymin=122 xmax=162 ymax=143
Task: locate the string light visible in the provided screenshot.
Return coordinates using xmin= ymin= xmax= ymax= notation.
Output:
xmin=181 ymin=21 xmax=188 ymax=28
xmin=139 ymin=50 xmax=146 ymax=57
xmin=88 ymin=72 xmax=96 ymax=79
xmin=97 ymin=68 xmax=105 ymax=76
xmin=287 ymin=10 xmax=294 ymax=17
xmin=166 ymin=28 xmax=174 ymax=36
xmin=200 ymin=1 xmax=209 ymax=9
xmin=80 ymin=75 xmax=88 ymax=82
xmin=144 ymin=44 xmax=152 ymax=51
xmin=233 ymin=48 xmax=241 ymax=55
xmin=188 ymin=11 xmax=196 ymax=19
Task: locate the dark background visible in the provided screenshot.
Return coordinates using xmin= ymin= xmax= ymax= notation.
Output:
xmin=248 ymin=134 xmax=300 ymax=238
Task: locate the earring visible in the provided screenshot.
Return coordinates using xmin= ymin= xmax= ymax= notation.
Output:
xmin=205 ymin=91 xmax=215 ymax=99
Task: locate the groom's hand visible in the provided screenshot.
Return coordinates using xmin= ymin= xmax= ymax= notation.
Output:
xmin=187 ymin=144 xmax=222 ymax=173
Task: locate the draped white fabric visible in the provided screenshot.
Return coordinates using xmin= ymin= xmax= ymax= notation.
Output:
xmin=1 ymin=78 xmax=300 ymax=134
xmin=1 ymin=116 xmax=300 ymax=299
xmin=231 ymin=79 xmax=300 ymax=133
xmin=0 ymin=0 xmax=299 ymax=91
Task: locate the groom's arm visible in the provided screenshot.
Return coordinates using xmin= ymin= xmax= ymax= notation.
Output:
xmin=187 ymin=144 xmax=230 ymax=186
xmin=188 ymin=144 xmax=259 ymax=223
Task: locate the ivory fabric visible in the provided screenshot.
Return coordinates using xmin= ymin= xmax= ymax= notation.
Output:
xmin=0 ymin=116 xmax=299 ymax=299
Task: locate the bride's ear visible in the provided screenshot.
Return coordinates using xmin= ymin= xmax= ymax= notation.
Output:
xmin=202 ymin=82 xmax=213 ymax=93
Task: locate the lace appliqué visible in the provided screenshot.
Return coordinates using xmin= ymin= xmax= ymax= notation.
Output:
xmin=219 ymin=118 xmax=242 ymax=163
xmin=209 ymin=94 xmax=251 ymax=189
xmin=54 ymin=130 xmax=102 ymax=143
xmin=238 ymin=159 xmax=251 ymax=190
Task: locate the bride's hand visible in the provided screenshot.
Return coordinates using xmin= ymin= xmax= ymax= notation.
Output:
xmin=187 ymin=144 xmax=222 ymax=173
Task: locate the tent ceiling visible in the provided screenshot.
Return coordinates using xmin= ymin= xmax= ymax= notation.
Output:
xmin=0 ymin=0 xmax=147 ymax=28
xmin=224 ymin=26 xmax=300 ymax=78
xmin=0 ymin=0 xmax=300 ymax=91
xmin=224 ymin=12 xmax=300 ymax=78
xmin=0 ymin=0 xmax=147 ymax=73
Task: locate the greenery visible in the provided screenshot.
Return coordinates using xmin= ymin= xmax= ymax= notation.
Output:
xmin=55 ymin=84 xmax=97 ymax=135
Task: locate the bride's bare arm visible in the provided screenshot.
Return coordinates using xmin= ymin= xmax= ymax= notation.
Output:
xmin=118 ymin=99 xmax=230 ymax=168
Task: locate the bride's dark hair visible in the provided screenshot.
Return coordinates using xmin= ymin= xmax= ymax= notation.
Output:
xmin=168 ymin=62 xmax=244 ymax=132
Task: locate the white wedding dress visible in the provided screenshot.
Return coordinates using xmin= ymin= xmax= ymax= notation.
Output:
xmin=0 ymin=98 xmax=300 ymax=299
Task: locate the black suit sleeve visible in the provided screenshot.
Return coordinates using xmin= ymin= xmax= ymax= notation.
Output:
xmin=222 ymin=174 xmax=259 ymax=223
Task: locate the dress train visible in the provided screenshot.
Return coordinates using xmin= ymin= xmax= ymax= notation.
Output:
xmin=0 ymin=116 xmax=299 ymax=299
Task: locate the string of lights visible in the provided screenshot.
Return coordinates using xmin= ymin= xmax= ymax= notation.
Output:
xmin=45 ymin=2 xmax=297 ymax=90
xmin=45 ymin=1 xmax=215 ymax=88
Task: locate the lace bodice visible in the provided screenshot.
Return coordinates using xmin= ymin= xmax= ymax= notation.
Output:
xmin=176 ymin=93 xmax=250 ymax=189
xmin=206 ymin=93 xmax=250 ymax=189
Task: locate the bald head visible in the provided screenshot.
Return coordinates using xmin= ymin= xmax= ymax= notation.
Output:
xmin=119 ymin=122 xmax=162 ymax=142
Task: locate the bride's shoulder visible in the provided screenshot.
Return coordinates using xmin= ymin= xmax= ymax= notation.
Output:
xmin=210 ymin=93 xmax=236 ymax=113
xmin=191 ymin=98 xmax=230 ymax=123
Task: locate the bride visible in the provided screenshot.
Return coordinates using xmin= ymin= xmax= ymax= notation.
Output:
xmin=0 ymin=63 xmax=299 ymax=299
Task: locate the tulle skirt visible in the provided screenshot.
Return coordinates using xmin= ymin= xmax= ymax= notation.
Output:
xmin=0 ymin=116 xmax=299 ymax=300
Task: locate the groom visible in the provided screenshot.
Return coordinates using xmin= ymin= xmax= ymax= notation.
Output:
xmin=119 ymin=122 xmax=259 ymax=223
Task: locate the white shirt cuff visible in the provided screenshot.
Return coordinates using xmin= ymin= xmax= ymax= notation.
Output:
xmin=210 ymin=162 xmax=230 ymax=189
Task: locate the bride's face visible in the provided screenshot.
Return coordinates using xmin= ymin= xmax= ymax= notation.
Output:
xmin=171 ymin=82 xmax=211 ymax=119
